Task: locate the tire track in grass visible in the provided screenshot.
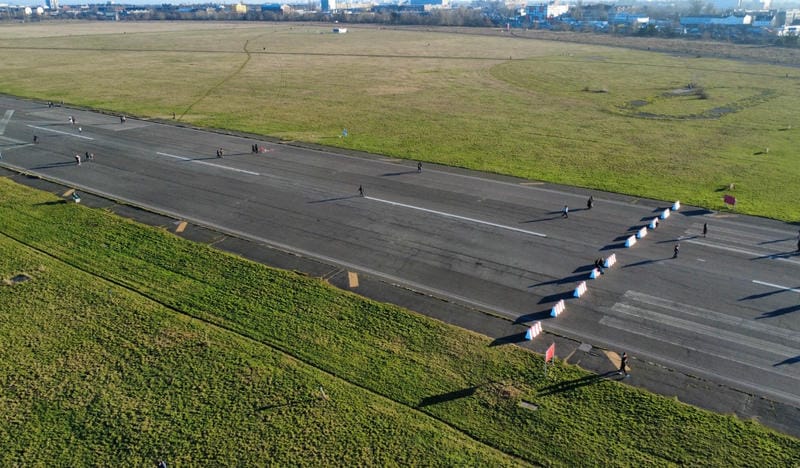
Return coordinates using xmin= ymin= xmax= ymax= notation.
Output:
xmin=177 ymin=36 xmax=258 ymax=121
xmin=0 ymin=222 xmax=531 ymax=466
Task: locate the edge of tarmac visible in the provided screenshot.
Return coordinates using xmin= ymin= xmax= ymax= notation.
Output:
xmin=3 ymin=162 xmax=799 ymax=440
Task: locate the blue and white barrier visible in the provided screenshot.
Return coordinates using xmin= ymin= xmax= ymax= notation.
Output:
xmin=525 ymin=321 xmax=543 ymax=340
xmin=550 ymin=299 xmax=565 ymax=317
xmin=604 ymin=254 xmax=616 ymax=268
xmin=672 ymin=201 xmax=680 ymax=211
xmin=636 ymin=227 xmax=648 ymax=239
xmin=649 ymin=217 xmax=659 ymax=229
xmin=660 ymin=209 xmax=670 ymax=220
xmin=589 ymin=268 xmax=600 ymax=279
xmin=625 ymin=235 xmax=637 ymax=248
xmin=573 ymin=281 xmax=588 ymax=298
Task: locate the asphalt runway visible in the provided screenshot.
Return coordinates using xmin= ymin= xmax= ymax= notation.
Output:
xmin=2 ymin=96 xmax=799 ymax=410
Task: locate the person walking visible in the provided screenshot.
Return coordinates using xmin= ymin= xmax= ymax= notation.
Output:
xmin=618 ymin=352 xmax=629 ymax=377
xmin=33 ymin=135 xmax=38 ymax=144
xmin=562 ymin=205 xmax=569 ymax=218
xmin=75 ymin=154 xmax=81 ymax=165
xmin=673 ymin=243 xmax=680 ymax=258
xmin=587 ymin=196 xmax=593 ymax=210
xmin=703 ymin=222 xmax=708 ymax=238
xmin=594 ymin=258 xmax=604 ymax=274
xmin=358 ymin=185 xmax=364 ymax=197
xmin=417 ymin=162 xmax=422 ymax=173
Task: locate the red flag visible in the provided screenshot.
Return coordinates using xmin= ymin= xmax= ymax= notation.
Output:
xmin=723 ymin=194 xmax=736 ymax=206
xmin=545 ymin=343 xmax=555 ymax=363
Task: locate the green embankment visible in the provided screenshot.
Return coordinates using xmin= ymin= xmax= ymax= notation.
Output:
xmin=1 ymin=179 xmax=798 ymax=466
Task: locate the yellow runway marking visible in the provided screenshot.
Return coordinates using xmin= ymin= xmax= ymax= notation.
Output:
xmin=348 ymin=271 xmax=359 ymax=288
xmin=604 ymin=350 xmax=624 ymax=371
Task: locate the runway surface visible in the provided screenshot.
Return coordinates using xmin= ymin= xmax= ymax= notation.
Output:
xmin=2 ymin=96 xmax=799 ymax=409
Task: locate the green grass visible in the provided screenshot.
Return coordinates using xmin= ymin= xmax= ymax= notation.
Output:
xmin=1 ymin=178 xmax=799 ymax=466
xmin=0 ymin=22 xmax=798 ymax=221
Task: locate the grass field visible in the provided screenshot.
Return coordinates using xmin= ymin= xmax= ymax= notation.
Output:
xmin=2 ymin=177 xmax=799 ymax=465
xmin=0 ymin=22 xmax=799 ymax=221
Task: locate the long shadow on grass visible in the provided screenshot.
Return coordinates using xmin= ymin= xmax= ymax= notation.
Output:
xmin=35 ymin=200 xmax=67 ymax=206
xmin=537 ymin=371 xmax=620 ymax=397
xmin=255 ymin=397 xmax=320 ymax=412
xmin=417 ymin=384 xmax=488 ymax=408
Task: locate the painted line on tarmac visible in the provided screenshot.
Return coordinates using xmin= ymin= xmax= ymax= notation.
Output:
xmin=609 ymin=303 xmax=800 ymax=361
xmin=156 ymin=152 xmax=260 ymax=176
xmin=752 ymin=280 xmax=800 ymax=295
xmin=365 ymin=196 xmax=547 ymax=238
xmin=27 ymin=124 xmax=94 ymax=141
xmin=2 ymin=160 xmax=796 ymax=408
xmin=599 ymin=315 xmax=800 ymax=405
xmin=0 ymin=110 xmax=13 ymax=135
xmin=622 ymin=290 xmax=800 ymax=343
xmin=685 ymin=239 xmax=800 ymax=266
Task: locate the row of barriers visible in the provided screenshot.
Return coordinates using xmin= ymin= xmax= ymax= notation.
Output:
xmin=526 ymin=201 xmax=680 ymax=342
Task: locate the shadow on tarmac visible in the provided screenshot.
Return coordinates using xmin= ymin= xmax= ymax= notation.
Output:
xmin=514 ymin=310 xmax=552 ymax=324
xmin=622 ymin=258 xmax=671 ymax=268
xmin=381 ymin=170 xmax=418 ymax=177
xmin=30 ymin=161 xmax=79 ymax=170
xmin=755 ymin=304 xmax=800 ymax=320
xmin=489 ymin=331 xmax=528 ymax=347
xmin=536 ymin=291 xmax=575 ymax=305
xmin=774 ymin=355 xmax=800 ymax=366
xmin=529 ymin=274 xmax=588 ymax=288
xmin=751 ymin=250 xmax=799 ymax=261
xmin=537 ymin=371 xmax=621 ymax=397
xmin=520 ymin=216 xmax=561 ymax=223
xmin=308 ymin=195 xmax=361 ymax=204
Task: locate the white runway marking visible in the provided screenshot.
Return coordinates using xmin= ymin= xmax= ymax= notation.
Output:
xmin=156 ymin=152 xmax=260 ymax=176
xmin=27 ymin=124 xmax=94 ymax=140
xmin=0 ymin=110 xmax=13 ymax=135
xmin=685 ymin=238 xmax=800 ymax=266
xmin=365 ymin=196 xmax=547 ymax=238
xmin=752 ymin=280 xmax=800 ymax=294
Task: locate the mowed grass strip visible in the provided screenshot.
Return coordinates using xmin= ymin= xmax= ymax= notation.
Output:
xmin=1 ymin=178 xmax=798 ymax=466
xmin=0 ymin=213 xmax=520 ymax=465
xmin=1 ymin=23 xmax=799 ymax=220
